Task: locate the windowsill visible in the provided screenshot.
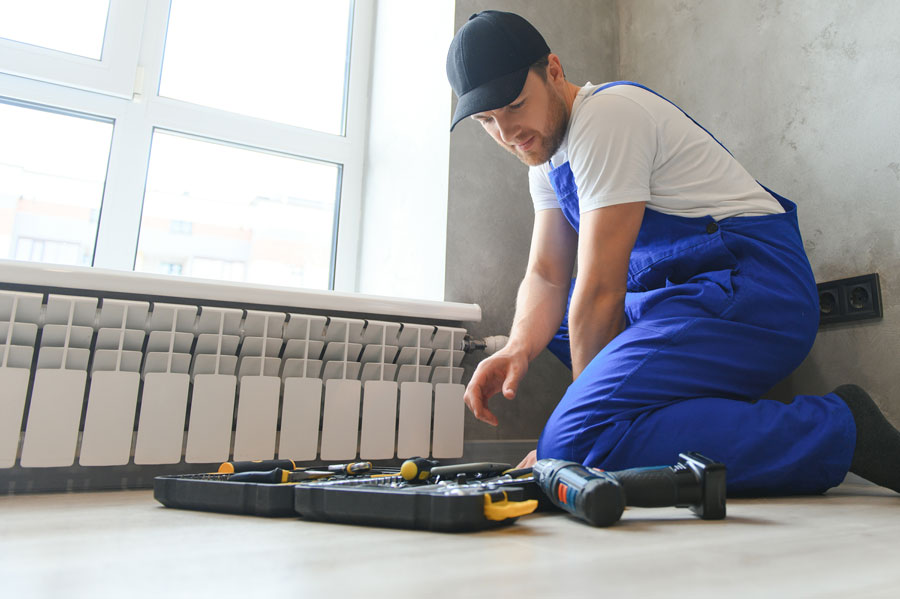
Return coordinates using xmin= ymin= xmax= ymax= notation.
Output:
xmin=0 ymin=259 xmax=481 ymax=323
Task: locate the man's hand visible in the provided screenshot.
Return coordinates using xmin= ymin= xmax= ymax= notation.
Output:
xmin=463 ymin=350 xmax=529 ymax=426
xmin=516 ymin=449 xmax=537 ymax=469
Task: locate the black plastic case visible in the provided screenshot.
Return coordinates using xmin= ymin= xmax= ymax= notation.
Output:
xmin=293 ymin=482 xmax=529 ymax=532
xmin=154 ymin=473 xmax=297 ymax=517
xmin=153 ymin=473 xmax=536 ymax=531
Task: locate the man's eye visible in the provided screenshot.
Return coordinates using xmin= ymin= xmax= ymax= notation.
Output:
xmin=509 ymin=101 xmax=524 ymax=110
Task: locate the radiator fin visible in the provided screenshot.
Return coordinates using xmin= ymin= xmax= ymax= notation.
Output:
xmin=0 ymin=288 xmax=469 ymax=475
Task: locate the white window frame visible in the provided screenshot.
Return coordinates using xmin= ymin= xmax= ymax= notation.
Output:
xmin=0 ymin=1 xmax=145 ymax=98
xmin=0 ymin=0 xmax=374 ymax=292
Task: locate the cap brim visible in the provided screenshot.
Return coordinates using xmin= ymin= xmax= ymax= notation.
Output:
xmin=450 ymin=65 xmax=530 ymax=131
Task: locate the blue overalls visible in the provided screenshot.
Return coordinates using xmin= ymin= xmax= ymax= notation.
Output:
xmin=536 ymin=82 xmax=856 ymax=495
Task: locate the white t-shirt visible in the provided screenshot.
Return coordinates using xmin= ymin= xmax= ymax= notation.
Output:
xmin=528 ymin=83 xmax=784 ymax=220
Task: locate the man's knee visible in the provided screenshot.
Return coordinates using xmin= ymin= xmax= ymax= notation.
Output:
xmin=536 ymin=386 xmax=617 ymax=463
xmin=536 ymin=389 xmax=583 ymax=462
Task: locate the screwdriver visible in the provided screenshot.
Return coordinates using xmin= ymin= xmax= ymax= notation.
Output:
xmin=400 ymin=457 xmax=439 ymax=482
xmin=218 ymin=460 xmax=373 ymax=475
xmin=326 ymin=461 xmax=373 ymax=475
xmin=219 ymin=459 xmax=300 ymax=474
xmin=228 ymin=468 xmax=334 ymax=484
xmin=399 ymin=458 xmax=512 ymax=482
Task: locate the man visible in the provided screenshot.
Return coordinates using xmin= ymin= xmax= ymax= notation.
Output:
xmin=447 ymin=10 xmax=900 ymax=495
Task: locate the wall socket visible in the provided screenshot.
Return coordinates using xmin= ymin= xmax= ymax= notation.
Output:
xmin=817 ymin=273 xmax=883 ymax=326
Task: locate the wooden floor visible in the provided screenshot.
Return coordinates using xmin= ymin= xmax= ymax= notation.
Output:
xmin=1 ymin=481 xmax=898 ymax=598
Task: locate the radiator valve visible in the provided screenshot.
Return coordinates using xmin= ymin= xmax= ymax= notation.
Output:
xmin=462 ymin=335 xmax=509 ymax=355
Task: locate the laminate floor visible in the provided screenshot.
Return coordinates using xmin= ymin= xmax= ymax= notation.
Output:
xmin=1 ymin=482 xmax=898 ymax=598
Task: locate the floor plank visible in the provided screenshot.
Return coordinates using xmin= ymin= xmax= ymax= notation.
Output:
xmin=0 ymin=483 xmax=897 ymax=598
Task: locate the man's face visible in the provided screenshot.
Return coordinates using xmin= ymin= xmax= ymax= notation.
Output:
xmin=471 ymin=70 xmax=569 ymax=167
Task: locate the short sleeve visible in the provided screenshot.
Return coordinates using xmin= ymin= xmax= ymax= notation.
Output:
xmin=568 ymin=92 xmax=657 ymax=213
xmin=528 ymin=164 xmax=560 ymax=212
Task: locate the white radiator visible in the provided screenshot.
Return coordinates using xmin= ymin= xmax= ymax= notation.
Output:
xmin=0 ymin=260 xmax=481 ymax=492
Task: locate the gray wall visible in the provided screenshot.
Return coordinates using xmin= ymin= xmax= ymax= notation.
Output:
xmin=446 ymin=0 xmax=900 ymax=442
xmin=617 ymin=0 xmax=900 ymax=423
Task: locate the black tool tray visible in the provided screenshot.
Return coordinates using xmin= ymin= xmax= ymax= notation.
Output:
xmin=293 ymin=480 xmax=531 ymax=532
xmin=154 ymin=473 xmax=537 ymax=531
xmin=154 ymin=473 xmax=298 ymax=517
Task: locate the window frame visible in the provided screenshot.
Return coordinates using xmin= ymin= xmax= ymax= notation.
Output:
xmin=0 ymin=0 xmax=145 ymax=98
xmin=0 ymin=0 xmax=374 ymax=292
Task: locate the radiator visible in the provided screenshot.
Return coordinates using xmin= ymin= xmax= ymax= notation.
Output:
xmin=0 ymin=260 xmax=481 ymax=492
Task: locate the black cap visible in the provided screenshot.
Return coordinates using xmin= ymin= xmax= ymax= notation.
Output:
xmin=446 ymin=11 xmax=550 ymax=131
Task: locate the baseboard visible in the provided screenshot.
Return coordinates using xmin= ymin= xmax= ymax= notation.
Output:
xmin=841 ymin=472 xmax=876 ymax=486
xmin=462 ymin=439 xmax=537 ymax=466
xmin=7 ymin=438 xmax=864 ymax=494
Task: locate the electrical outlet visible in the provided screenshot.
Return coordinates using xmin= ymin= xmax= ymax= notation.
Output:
xmin=817 ymin=273 xmax=883 ymax=326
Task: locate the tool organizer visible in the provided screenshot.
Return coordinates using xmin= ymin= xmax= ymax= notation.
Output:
xmin=153 ymin=470 xmax=537 ymax=531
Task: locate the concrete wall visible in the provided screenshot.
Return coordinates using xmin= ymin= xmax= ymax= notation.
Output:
xmin=617 ymin=0 xmax=900 ymax=423
xmin=446 ymin=1 xmax=618 ymax=441
xmin=446 ymin=0 xmax=900 ymax=442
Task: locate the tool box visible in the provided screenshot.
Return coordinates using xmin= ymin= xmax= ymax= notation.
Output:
xmin=154 ymin=472 xmax=299 ymax=517
xmin=293 ymin=479 xmax=535 ymax=532
xmin=153 ymin=463 xmax=539 ymax=532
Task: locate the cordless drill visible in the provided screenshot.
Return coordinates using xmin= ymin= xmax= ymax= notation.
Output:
xmin=532 ymin=452 xmax=726 ymax=527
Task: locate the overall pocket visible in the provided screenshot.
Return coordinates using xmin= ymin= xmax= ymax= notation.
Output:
xmin=628 ymin=230 xmax=739 ymax=293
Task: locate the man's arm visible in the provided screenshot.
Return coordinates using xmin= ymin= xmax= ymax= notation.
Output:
xmin=507 ymin=207 xmax=578 ymax=361
xmin=464 ymin=208 xmax=577 ymax=425
xmin=569 ymin=201 xmax=645 ymax=379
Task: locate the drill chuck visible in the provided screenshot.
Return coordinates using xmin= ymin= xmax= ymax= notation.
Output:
xmin=532 ymin=459 xmax=626 ymax=527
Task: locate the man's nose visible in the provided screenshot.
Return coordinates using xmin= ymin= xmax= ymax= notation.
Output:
xmin=495 ymin=115 xmax=520 ymax=144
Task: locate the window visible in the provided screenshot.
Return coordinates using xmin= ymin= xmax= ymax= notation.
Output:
xmin=137 ymin=131 xmax=340 ymax=289
xmin=0 ymin=100 xmax=113 ymax=268
xmin=159 ymin=1 xmax=352 ymax=135
xmin=0 ymin=0 xmax=374 ymax=291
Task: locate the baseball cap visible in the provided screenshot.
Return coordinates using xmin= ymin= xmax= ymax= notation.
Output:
xmin=446 ymin=10 xmax=550 ymax=130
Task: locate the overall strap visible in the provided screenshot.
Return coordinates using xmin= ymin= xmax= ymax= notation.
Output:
xmin=592 ymin=81 xmax=735 ymax=158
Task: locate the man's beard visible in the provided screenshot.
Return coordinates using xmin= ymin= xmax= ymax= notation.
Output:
xmin=504 ymin=88 xmax=569 ymax=167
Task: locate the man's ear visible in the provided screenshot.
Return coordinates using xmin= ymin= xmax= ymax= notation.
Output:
xmin=547 ymin=53 xmax=566 ymax=82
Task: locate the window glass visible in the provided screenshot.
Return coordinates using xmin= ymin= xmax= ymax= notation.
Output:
xmin=136 ymin=131 xmax=340 ymax=290
xmin=0 ymin=0 xmax=109 ymax=59
xmin=0 ymin=101 xmax=112 ymax=267
xmin=159 ymin=0 xmax=352 ymax=134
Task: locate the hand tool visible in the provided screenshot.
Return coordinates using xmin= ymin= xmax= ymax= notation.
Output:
xmin=300 ymin=473 xmax=406 ymax=487
xmin=219 ymin=459 xmax=301 ymax=474
xmin=431 ymin=461 xmax=511 ymax=481
xmin=399 ymin=457 xmax=512 ymax=482
xmin=218 ymin=459 xmax=373 ymax=475
xmin=399 ymin=457 xmax=439 ymax=481
xmin=228 ymin=468 xmax=334 ymax=484
xmin=326 ymin=461 xmax=373 ymax=475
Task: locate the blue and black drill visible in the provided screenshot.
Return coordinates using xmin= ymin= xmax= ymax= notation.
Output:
xmin=532 ymin=451 xmax=727 ymax=527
